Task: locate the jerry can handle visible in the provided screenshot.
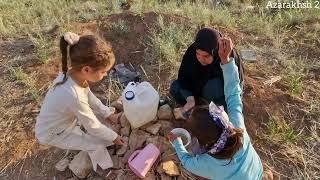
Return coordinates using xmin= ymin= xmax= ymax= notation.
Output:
xmin=128 ymin=150 xmax=141 ymax=163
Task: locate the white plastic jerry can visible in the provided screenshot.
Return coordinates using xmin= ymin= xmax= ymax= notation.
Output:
xmin=122 ymin=82 xmax=159 ymax=129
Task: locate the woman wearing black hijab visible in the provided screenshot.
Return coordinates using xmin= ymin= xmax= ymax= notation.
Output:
xmin=170 ymin=28 xmax=244 ymax=118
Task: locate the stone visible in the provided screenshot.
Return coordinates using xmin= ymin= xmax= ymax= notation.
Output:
xmin=55 ymin=158 xmax=70 ymax=171
xmin=87 ymin=174 xmax=104 ymax=180
xmin=138 ymin=117 xmax=158 ymax=130
xmin=158 ymin=120 xmax=174 ymax=136
xmin=157 ymin=164 xmax=164 ymax=174
xmin=157 ymin=104 xmax=173 ymax=120
xmin=69 ymin=151 xmax=92 ymax=178
xmin=146 ymin=136 xmax=171 ymax=152
xmin=145 ymin=123 xmax=162 ymax=135
xmin=160 ymin=173 xmax=173 ymax=180
xmin=129 ymin=130 xmax=150 ymax=150
xmin=111 ymin=98 xmax=123 ymax=112
xmin=263 ymin=76 xmax=282 ymax=86
xmin=145 ymin=171 xmax=156 ymax=180
xmin=124 ymin=173 xmax=141 ymax=180
xmin=120 ymin=113 xmax=131 ymax=128
xmin=111 ymin=155 xmax=125 ymax=169
xmin=111 ymin=169 xmax=126 ymax=180
xmin=122 ymin=149 xmax=135 ymax=165
xmin=116 ymin=136 xmax=129 ymax=156
xmin=151 ymin=116 xmax=158 ymax=122
xmin=31 ymin=108 xmax=40 ymax=113
xmin=120 ymin=126 xmax=130 ymax=136
xmin=161 ymin=160 xmax=180 ymax=176
xmin=240 ymin=49 xmax=257 ymax=62
xmin=111 ymin=155 xmax=120 ymax=168
xmin=66 ymin=178 xmax=78 ymax=180
xmin=138 ymin=122 xmax=150 ymax=131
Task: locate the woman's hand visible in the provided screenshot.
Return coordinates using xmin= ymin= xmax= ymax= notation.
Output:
xmin=218 ymin=37 xmax=234 ymax=64
xmin=166 ymin=132 xmax=178 ymax=143
xmin=106 ymin=112 xmax=122 ymax=124
xmin=183 ymin=96 xmax=195 ymax=113
xmin=174 ymin=107 xmax=185 ymax=120
xmin=113 ymin=136 xmax=124 ymax=145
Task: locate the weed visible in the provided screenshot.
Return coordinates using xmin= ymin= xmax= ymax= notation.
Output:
xmin=104 ymin=19 xmax=131 ymax=40
xmin=28 ymin=34 xmax=53 ymax=64
xmin=8 ymin=66 xmax=39 ymax=100
xmin=0 ymin=0 xmax=116 ymax=38
xmin=266 ymin=116 xmax=302 ymax=143
xmin=144 ymin=16 xmax=194 ymax=69
xmin=287 ymin=73 xmax=304 ymax=95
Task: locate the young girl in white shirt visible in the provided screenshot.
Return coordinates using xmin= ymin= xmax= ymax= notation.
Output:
xmin=35 ymin=32 xmax=123 ymax=175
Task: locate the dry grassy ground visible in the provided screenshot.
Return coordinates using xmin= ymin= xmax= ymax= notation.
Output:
xmin=0 ymin=0 xmax=319 ymax=179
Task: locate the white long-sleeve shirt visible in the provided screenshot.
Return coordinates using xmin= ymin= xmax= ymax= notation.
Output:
xmin=35 ymin=73 xmax=118 ymax=144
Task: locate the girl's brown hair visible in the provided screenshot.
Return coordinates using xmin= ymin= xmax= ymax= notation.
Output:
xmin=186 ymin=106 xmax=243 ymax=160
xmin=55 ymin=35 xmax=115 ymax=87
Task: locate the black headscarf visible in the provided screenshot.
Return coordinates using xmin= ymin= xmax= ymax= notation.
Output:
xmin=177 ymin=28 xmax=243 ymax=96
xmin=194 ymin=28 xmax=222 ymax=61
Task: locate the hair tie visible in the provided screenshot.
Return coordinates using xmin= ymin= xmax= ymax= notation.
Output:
xmin=63 ymin=32 xmax=80 ymax=46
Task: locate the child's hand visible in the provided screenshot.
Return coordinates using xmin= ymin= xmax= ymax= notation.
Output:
xmin=106 ymin=112 xmax=122 ymax=124
xmin=166 ymin=132 xmax=178 ymax=143
xmin=218 ymin=37 xmax=234 ymax=64
xmin=113 ymin=136 xmax=124 ymax=145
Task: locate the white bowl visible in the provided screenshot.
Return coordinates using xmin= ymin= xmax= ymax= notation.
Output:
xmin=170 ymin=128 xmax=191 ymax=147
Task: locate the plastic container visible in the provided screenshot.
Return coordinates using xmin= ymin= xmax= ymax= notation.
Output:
xmin=170 ymin=128 xmax=191 ymax=147
xmin=128 ymin=143 xmax=160 ymax=178
xmin=122 ymin=81 xmax=159 ymax=129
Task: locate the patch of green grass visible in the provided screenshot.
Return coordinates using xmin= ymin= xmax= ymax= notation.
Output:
xmin=9 ymin=67 xmax=29 ymax=83
xmin=237 ymin=10 xmax=274 ymax=37
xmin=104 ymin=19 xmax=131 ymax=40
xmin=8 ymin=66 xmax=39 ymax=100
xmin=280 ymin=58 xmax=306 ymax=96
xmin=276 ymin=8 xmax=320 ymax=28
xmin=111 ymin=20 xmax=130 ymax=34
xmin=266 ymin=116 xmax=302 ymax=143
xmin=131 ymin=0 xmax=236 ymax=28
xmin=0 ymin=0 xmax=119 ymax=38
xmin=287 ymin=73 xmax=304 ymax=95
xmin=144 ymin=16 xmax=195 ymax=68
xmin=28 ymin=33 xmax=53 ymax=64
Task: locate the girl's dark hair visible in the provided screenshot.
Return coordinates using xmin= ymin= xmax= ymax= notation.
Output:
xmin=186 ymin=106 xmax=243 ymax=160
xmin=55 ymin=35 xmax=115 ymax=87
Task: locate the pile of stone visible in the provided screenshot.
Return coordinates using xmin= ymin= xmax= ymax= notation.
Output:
xmin=55 ymin=98 xmax=192 ymax=179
